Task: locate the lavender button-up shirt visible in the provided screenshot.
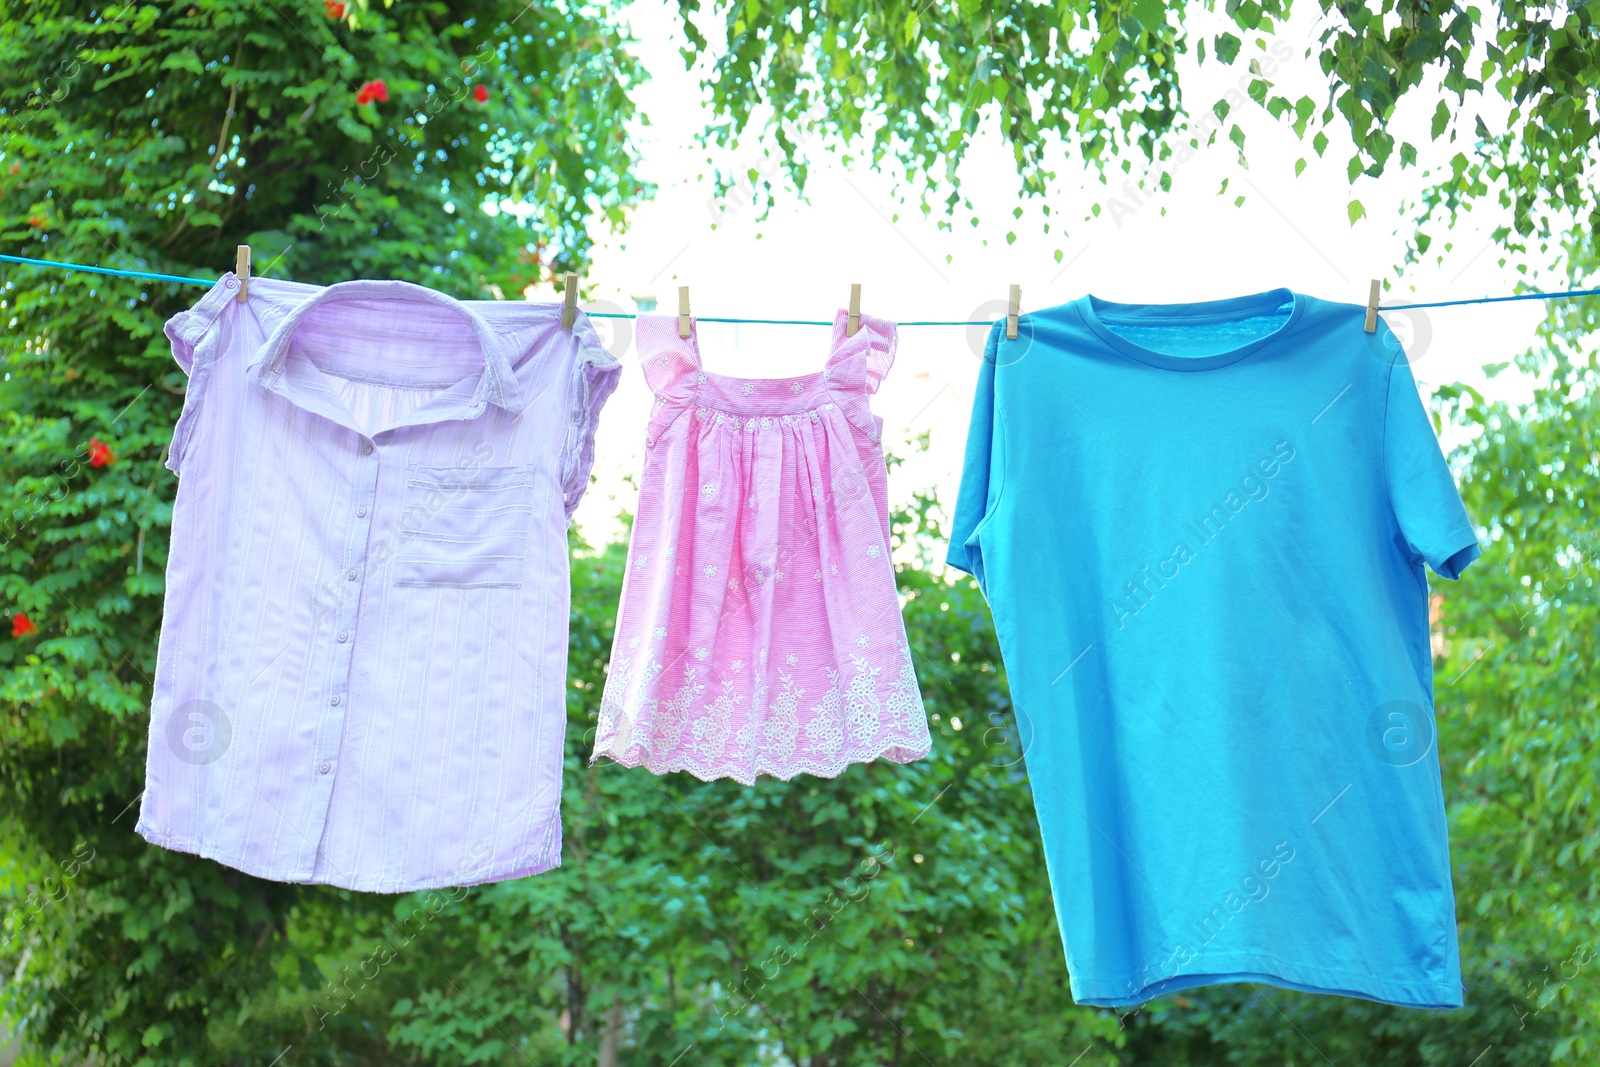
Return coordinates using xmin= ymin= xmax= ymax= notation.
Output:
xmin=136 ymin=274 xmax=620 ymax=891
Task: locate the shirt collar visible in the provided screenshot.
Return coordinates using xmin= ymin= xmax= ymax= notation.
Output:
xmin=250 ymin=280 xmax=525 ymax=435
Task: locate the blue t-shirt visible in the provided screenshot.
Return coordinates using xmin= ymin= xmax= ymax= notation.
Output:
xmin=947 ymin=289 xmax=1480 ymax=1009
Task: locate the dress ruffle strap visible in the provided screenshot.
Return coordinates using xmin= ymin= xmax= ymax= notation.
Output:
xmin=823 ymin=310 xmax=898 ymax=441
xmin=637 ymin=314 xmax=704 ymax=403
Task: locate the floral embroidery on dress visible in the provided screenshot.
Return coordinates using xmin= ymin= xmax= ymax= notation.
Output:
xmin=598 ymin=645 xmax=927 ymax=784
xmin=763 ymin=674 xmax=804 ymax=765
xmin=690 ymin=680 xmax=742 ymax=761
xmin=652 ymin=667 xmax=706 ymax=756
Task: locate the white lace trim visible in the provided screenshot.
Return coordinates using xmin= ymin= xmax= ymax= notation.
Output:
xmin=593 ymin=645 xmax=930 ymax=785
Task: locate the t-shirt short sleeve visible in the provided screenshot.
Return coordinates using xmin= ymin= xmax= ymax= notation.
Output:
xmin=1382 ymin=343 xmax=1480 ymax=580
xmin=946 ymin=323 xmax=1005 ymax=592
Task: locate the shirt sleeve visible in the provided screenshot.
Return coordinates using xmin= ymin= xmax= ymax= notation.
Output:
xmin=560 ymin=313 xmax=623 ymax=519
xmin=164 ymin=273 xmax=242 ymax=476
xmin=1382 ymin=345 xmax=1480 ymax=580
xmin=946 ymin=323 xmax=1004 ymax=592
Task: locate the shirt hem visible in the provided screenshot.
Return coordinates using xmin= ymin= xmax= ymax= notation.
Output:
xmin=1071 ymin=950 xmax=1463 ymax=1010
xmin=136 ymin=822 xmax=560 ymax=894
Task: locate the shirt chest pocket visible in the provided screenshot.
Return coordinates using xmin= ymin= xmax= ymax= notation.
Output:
xmin=394 ymin=464 xmax=539 ymax=589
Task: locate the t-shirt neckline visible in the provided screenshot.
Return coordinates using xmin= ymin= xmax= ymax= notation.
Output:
xmin=1076 ymin=288 xmax=1305 ymax=371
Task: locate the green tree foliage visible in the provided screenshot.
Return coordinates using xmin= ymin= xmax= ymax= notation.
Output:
xmin=0 ymin=0 xmax=645 ymax=1060
xmin=3 ymin=2 xmax=1598 ymax=1065
xmin=679 ymin=0 xmax=1599 ymax=262
xmin=1426 ymin=260 xmax=1600 ymax=1063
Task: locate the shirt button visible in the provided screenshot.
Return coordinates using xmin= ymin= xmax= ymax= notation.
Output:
xmin=356 ymin=506 xmax=368 ymax=518
xmin=337 ymin=632 xmax=348 ymax=643
xmin=330 ymin=695 xmax=341 ymax=706
xmin=361 ymin=443 xmax=373 ymax=456
xmin=319 ymin=762 xmax=331 ymax=774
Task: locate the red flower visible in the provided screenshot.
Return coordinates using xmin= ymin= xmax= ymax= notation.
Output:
xmin=27 ymin=215 xmax=47 ymax=229
xmin=473 ymin=85 xmax=489 ymax=104
xmin=324 ymin=0 xmax=345 ymax=16
xmin=88 ymin=438 xmax=115 ymax=468
xmin=356 ymin=79 xmax=388 ymax=106
xmin=11 ymin=614 xmax=38 ymax=638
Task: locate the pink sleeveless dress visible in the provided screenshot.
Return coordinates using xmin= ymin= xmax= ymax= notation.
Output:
xmin=593 ymin=310 xmax=932 ymax=783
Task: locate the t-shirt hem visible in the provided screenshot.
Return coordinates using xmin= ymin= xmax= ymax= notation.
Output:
xmin=1070 ymin=951 xmax=1464 ymax=1010
xmin=136 ymin=822 xmax=560 ymax=894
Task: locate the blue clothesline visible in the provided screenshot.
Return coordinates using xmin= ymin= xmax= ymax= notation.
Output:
xmin=3 ymin=251 xmax=1598 ymax=324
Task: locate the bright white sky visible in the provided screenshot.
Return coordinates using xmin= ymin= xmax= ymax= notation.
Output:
xmin=568 ymin=1 xmax=1564 ymax=547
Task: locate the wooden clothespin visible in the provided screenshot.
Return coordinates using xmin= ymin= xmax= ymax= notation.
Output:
xmin=235 ymin=244 xmax=251 ymax=302
xmin=1363 ymin=279 xmax=1380 ymax=333
xmin=678 ymin=285 xmax=692 ymax=339
xmin=1006 ymin=283 xmax=1021 ymax=340
xmin=846 ymin=283 xmax=862 ymax=336
xmin=561 ymin=272 xmax=578 ymax=330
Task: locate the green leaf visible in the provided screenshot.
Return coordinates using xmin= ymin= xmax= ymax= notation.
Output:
xmin=159 ymin=50 xmax=204 ymax=75
xmin=1431 ymin=98 xmax=1452 ymax=139
xmin=1347 ymin=198 xmax=1366 ymax=223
